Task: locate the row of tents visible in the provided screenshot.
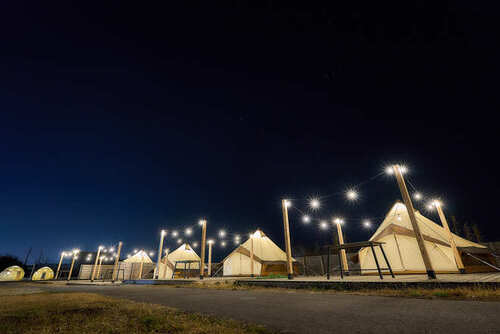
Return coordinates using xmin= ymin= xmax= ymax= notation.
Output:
xmin=2 ymin=201 xmax=496 ymax=281
xmin=0 ymin=266 xmax=54 ymax=281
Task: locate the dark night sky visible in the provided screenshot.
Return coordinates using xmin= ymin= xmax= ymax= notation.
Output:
xmin=1 ymin=1 xmax=499 ymax=263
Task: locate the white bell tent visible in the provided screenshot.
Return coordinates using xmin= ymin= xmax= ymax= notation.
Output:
xmin=223 ymin=230 xmax=296 ymax=276
xmin=359 ymin=202 xmax=487 ymax=274
xmin=158 ymin=243 xmax=201 ymax=279
xmin=124 ymin=250 xmax=153 ymax=263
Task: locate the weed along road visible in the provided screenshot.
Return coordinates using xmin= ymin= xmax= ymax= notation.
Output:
xmin=42 ymin=284 xmax=500 ymax=334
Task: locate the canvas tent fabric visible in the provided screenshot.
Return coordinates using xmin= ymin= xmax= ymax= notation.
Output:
xmin=358 ymin=202 xmax=487 ymax=274
xmin=222 ymin=230 xmax=297 ymax=276
xmin=32 ymin=266 xmax=54 ymax=281
xmin=158 ymin=243 xmax=200 ymax=279
xmin=123 ymin=250 xmax=153 ymax=263
xmin=0 ymin=266 xmax=25 ymax=281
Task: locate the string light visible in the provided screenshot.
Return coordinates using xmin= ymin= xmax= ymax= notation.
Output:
xmin=363 ymin=220 xmax=371 ymax=228
xmin=320 ymin=221 xmax=328 ymax=230
xmin=302 ymin=215 xmax=311 ymax=223
xmin=414 ymin=192 xmax=422 ymax=201
xmin=309 ymin=198 xmax=320 ymax=209
xmin=134 ymin=249 xmax=138 ymax=253
xmin=149 ymin=252 xmax=154 ymax=256
xmin=208 ymin=239 xmax=214 ymax=245
xmin=284 ymin=199 xmax=291 ymax=208
xmin=185 ymin=228 xmax=192 ymax=236
xmin=221 ymin=241 xmax=226 ymax=247
xmin=172 ymin=231 xmax=178 ymax=237
xmin=177 ymin=238 xmax=182 ymax=244
xmin=346 ymin=189 xmax=358 ymax=201
xmin=399 ymin=165 xmax=408 ymax=174
xmin=193 ymin=242 xmax=198 ymax=248
xmin=198 ymin=220 xmax=205 ymax=226
xmin=219 ymin=230 xmax=226 ymax=238
xmin=385 ymin=166 xmax=394 ymax=175
xmin=333 ymin=217 xmax=344 ymax=225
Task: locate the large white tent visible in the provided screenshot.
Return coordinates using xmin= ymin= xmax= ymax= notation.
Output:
xmin=223 ymin=230 xmax=296 ymax=276
xmin=158 ymin=243 xmax=201 ymax=279
xmin=359 ymin=202 xmax=488 ymax=274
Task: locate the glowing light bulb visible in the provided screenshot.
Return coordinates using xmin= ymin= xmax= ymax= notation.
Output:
xmin=363 ymin=220 xmax=372 ymax=228
xmin=193 ymin=242 xmax=198 ymax=248
xmin=385 ymin=166 xmax=394 ymax=175
xmin=177 ymin=238 xmax=182 ymax=244
xmin=208 ymin=239 xmax=214 ymax=245
xmin=320 ymin=221 xmax=328 ymax=230
xmin=149 ymin=252 xmax=154 ymax=256
xmin=198 ymin=220 xmax=205 ymax=226
xmin=172 ymin=231 xmax=178 ymax=237
xmin=185 ymin=228 xmax=192 ymax=236
xmin=399 ymin=165 xmax=408 ymax=174
xmin=309 ymin=198 xmax=320 ymax=209
xmin=219 ymin=230 xmax=226 ymax=238
xmin=134 ymin=249 xmax=138 ymax=253
xmin=346 ymin=190 xmax=358 ymax=201
xmin=302 ymin=215 xmax=311 ymax=223
xmin=414 ymin=193 xmax=422 ymax=201
xmin=161 ymin=230 xmax=166 ymax=236
xmin=284 ymin=199 xmax=291 ymax=208
xmin=221 ymin=241 xmax=226 ymax=247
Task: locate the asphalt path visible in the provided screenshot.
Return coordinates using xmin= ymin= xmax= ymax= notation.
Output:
xmin=31 ymin=284 xmax=500 ymax=333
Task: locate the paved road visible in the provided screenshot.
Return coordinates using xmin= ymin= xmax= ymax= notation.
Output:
xmin=26 ymin=284 xmax=500 ymax=333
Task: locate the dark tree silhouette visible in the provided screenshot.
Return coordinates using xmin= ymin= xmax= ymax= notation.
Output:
xmin=0 ymin=255 xmax=23 ymax=272
xmin=472 ymin=224 xmax=482 ymax=243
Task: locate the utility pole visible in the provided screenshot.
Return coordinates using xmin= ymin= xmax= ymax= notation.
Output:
xmin=55 ymin=252 xmax=65 ymax=279
xmin=91 ymin=246 xmax=102 ymax=282
xmin=207 ymin=240 xmax=213 ymax=277
xmin=156 ymin=230 xmax=166 ymax=279
xmin=335 ymin=219 xmax=349 ymax=275
xmin=200 ymin=219 xmax=207 ymax=279
xmin=67 ymin=250 xmax=79 ymax=281
xmin=433 ymin=201 xmax=465 ymax=273
xmin=392 ymin=164 xmax=436 ymax=279
xmin=281 ymin=199 xmax=294 ymax=279
xmin=112 ymin=242 xmax=123 ymax=282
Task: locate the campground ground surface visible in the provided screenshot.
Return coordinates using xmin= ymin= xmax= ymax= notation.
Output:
xmin=3 ymin=282 xmax=500 ymax=334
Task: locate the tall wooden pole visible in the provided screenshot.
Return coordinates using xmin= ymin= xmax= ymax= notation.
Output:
xmin=97 ymin=256 xmax=104 ymax=278
xmin=200 ymin=220 xmax=207 ymax=279
xmin=91 ymin=246 xmax=102 ymax=282
xmin=393 ymin=164 xmax=436 ymax=279
xmin=335 ymin=221 xmax=350 ymax=275
xmin=112 ymin=242 xmax=123 ymax=282
xmin=55 ymin=252 xmax=65 ymax=279
xmin=435 ymin=202 xmax=465 ymax=273
xmin=208 ymin=242 xmax=213 ymax=276
xmin=67 ymin=251 xmax=78 ymax=281
xmin=250 ymin=234 xmax=255 ymax=277
xmin=281 ymin=200 xmax=294 ymax=279
xmin=139 ymin=253 xmax=144 ymax=280
xmin=162 ymin=248 xmax=169 ymax=279
xmin=156 ymin=230 xmax=166 ymax=279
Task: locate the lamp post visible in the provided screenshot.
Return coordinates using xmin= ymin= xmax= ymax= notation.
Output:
xmin=112 ymin=241 xmax=123 ymax=282
xmin=156 ymin=230 xmax=166 ymax=279
xmin=334 ymin=218 xmax=349 ymax=275
xmin=281 ymin=199 xmax=293 ymax=279
xmin=199 ymin=219 xmax=207 ymax=279
xmin=392 ymin=164 xmax=436 ymax=279
xmin=432 ymin=200 xmax=465 ymax=273
xmin=91 ymin=246 xmax=103 ymax=282
xmin=55 ymin=252 xmax=66 ymax=279
xmin=67 ymin=249 xmax=79 ymax=281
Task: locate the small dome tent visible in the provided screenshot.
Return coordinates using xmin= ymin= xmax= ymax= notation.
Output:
xmin=222 ymin=230 xmax=298 ymax=277
xmin=32 ymin=267 xmax=54 ymax=281
xmin=0 ymin=266 xmax=25 ymax=281
xmin=158 ymin=243 xmax=201 ymax=279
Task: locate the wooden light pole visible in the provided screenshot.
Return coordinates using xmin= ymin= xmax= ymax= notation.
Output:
xmin=67 ymin=250 xmax=79 ymax=281
xmin=55 ymin=252 xmax=65 ymax=279
xmin=392 ymin=164 xmax=436 ymax=279
xmin=112 ymin=242 xmax=123 ymax=282
xmin=162 ymin=248 xmax=170 ymax=279
xmin=97 ymin=256 xmax=104 ymax=279
xmin=335 ymin=219 xmax=350 ymax=275
xmin=207 ymin=240 xmax=213 ymax=277
xmin=139 ymin=251 xmax=144 ymax=280
xmin=281 ymin=199 xmax=294 ymax=279
xmin=434 ymin=201 xmax=465 ymax=273
xmin=199 ymin=219 xmax=207 ymax=279
xmin=91 ymin=246 xmax=103 ymax=282
xmin=156 ymin=230 xmax=166 ymax=279
xmin=250 ymin=233 xmax=255 ymax=277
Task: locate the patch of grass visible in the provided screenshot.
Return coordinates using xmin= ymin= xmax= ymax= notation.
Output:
xmin=0 ymin=292 xmax=275 ymax=334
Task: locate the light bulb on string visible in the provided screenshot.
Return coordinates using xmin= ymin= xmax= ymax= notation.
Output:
xmin=302 ymin=215 xmax=311 ymax=223
xmin=219 ymin=230 xmax=226 ymax=238
xmin=363 ymin=220 xmax=372 ymax=229
xmin=185 ymin=228 xmax=192 ymax=236
xmin=319 ymin=221 xmax=328 ymax=230
xmin=413 ymin=192 xmax=422 ymax=201
xmin=346 ymin=189 xmax=358 ymax=201
xmin=309 ymin=198 xmax=320 ymax=209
